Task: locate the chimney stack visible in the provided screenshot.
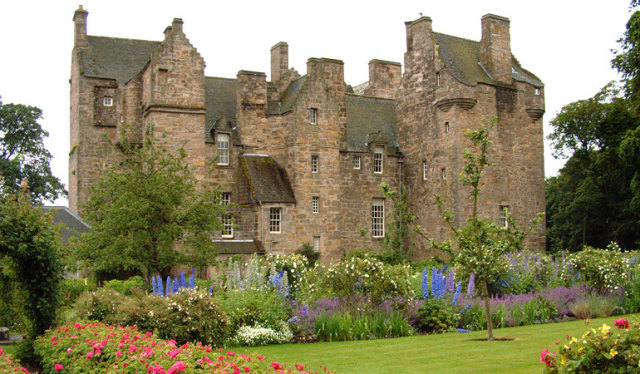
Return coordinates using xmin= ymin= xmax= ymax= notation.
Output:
xmin=270 ymin=42 xmax=289 ymax=82
xmin=171 ymin=18 xmax=183 ymax=34
xmin=480 ymin=14 xmax=512 ymax=85
xmin=73 ymin=5 xmax=88 ymax=48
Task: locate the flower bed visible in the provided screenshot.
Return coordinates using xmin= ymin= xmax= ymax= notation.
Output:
xmin=34 ymin=322 xmax=332 ymax=373
xmin=0 ymin=347 xmax=29 ymax=373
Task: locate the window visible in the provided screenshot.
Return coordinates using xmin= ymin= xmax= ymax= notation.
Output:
xmin=373 ymin=146 xmax=383 ymax=174
xmin=312 ymin=196 xmax=319 ymax=213
xmin=535 ymin=88 xmax=541 ymax=96
xmin=309 ymin=108 xmax=317 ymax=124
xmin=444 ymin=121 xmax=450 ymax=133
xmin=436 ymin=72 xmax=441 ymax=87
xmin=313 ymin=236 xmax=320 ymax=252
xmin=216 ymin=133 xmax=230 ymax=166
xmin=441 ymin=168 xmax=446 ymax=180
xmin=220 ymin=192 xmax=232 ymax=238
xmin=311 ymin=155 xmax=319 ymax=173
xmin=269 ymin=207 xmax=281 ymax=233
xmin=353 ymin=155 xmax=361 ymax=170
xmin=371 ymin=198 xmax=385 ymax=238
xmin=103 ymin=97 xmax=113 ymax=107
xmin=423 ymin=161 xmax=427 ymax=181
xmin=499 ymin=205 xmax=509 ymax=228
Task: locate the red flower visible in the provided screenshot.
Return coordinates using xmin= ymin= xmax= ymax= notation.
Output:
xmin=54 ymin=364 xmax=64 ymax=371
xmin=540 ymin=349 xmax=554 ymax=368
xmin=614 ymin=318 xmax=630 ymax=329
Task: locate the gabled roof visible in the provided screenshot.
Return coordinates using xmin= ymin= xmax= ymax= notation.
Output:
xmin=81 ymin=36 xmax=160 ymax=83
xmin=240 ymin=155 xmax=296 ymax=204
xmin=42 ymin=206 xmax=89 ymax=244
xmin=434 ymin=32 xmax=543 ymax=87
xmin=345 ymin=94 xmax=399 ymax=155
xmin=268 ymin=76 xmax=307 ymax=115
xmin=205 ymin=77 xmax=238 ymax=143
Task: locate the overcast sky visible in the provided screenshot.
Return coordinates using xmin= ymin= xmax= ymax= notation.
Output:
xmin=0 ymin=0 xmax=633 ymax=205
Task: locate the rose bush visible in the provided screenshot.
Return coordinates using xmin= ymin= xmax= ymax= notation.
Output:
xmin=34 ymin=321 xmax=333 ymax=373
xmin=0 ymin=347 xmax=29 ymax=373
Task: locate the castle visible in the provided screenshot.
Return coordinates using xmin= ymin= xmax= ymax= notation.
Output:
xmin=69 ymin=7 xmax=546 ymax=259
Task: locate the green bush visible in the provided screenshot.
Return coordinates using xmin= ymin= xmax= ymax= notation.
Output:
xmin=415 ymin=298 xmax=460 ymax=333
xmin=543 ymin=319 xmax=639 ymax=373
xmin=217 ymin=288 xmax=290 ymax=333
xmin=561 ymin=244 xmax=630 ymax=293
xmin=59 ymin=278 xmax=97 ymax=307
xmin=296 ymin=242 xmax=320 ymax=267
xmin=103 ymin=275 xmax=145 ymax=296
xmin=315 ymin=311 xmax=413 ymax=342
xmin=73 ymin=288 xmax=125 ymax=323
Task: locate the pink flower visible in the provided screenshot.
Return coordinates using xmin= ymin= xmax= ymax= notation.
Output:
xmin=167 ymin=361 xmax=186 ymax=374
xmin=54 ymin=364 xmax=64 ymax=371
xmin=116 ymin=350 xmax=123 ymax=357
xmin=66 ymin=348 xmax=72 ymax=355
xmin=168 ymin=349 xmax=180 ymax=359
xmin=540 ymin=349 xmax=554 ymax=368
xmin=129 ymin=344 xmax=138 ymax=353
xmin=52 ymin=341 xmax=58 ymax=346
xmin=86 ymin=351 xmax=94 ymax=359
xmin=50 ymin=336 xmax=57 ymax=342
xmin=614 ymin=318 xmax=630 ymax=329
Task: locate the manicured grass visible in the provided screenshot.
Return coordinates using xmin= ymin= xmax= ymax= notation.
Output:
xmin=235 ymin=315 xmax=638 ymax=373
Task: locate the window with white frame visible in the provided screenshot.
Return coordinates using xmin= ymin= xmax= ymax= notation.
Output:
xmin=310 ymin=108 xmax=317 ymax=124
xmin=499 ymin=205 xmax=509 ymax=228
xmin=423 ymin=161 xmax=427 ymax=181
xmin=313 ymin=236 xmax=320 ymax=252
xmin=216 ymin=133 xmax=230 ymax=166
xmin=220 ymin=192 xmax=233 ymax=238
xmin=311 ymin=155 xmax=319 ymax=173
xmin=353 ymin=155 xmax=361 ymax=170
xmin=103 ymin=97 xmax=113 ymax=107
xmin=373 ymin=146 xmax=383 ymax=174
xmin=269 ymin=207 xmax=281 ymax=233
xmin=371 ymin=198 xmax=385 ymax=238
xmin=312 ymin=196 xmax=319 ymax=213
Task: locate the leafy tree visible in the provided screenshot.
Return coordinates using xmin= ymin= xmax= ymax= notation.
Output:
xmin=76 ymin=127 xmax=225 ymax=281
xmin=0 ymin=184 xmax=62 ymax=362
xmin=0 ymin=99 xmax=65 ymax=202
xmin=431 ymin=122 xmax=536 ymax=341
xmin=381 ymin=182 xmax=415 ymax=258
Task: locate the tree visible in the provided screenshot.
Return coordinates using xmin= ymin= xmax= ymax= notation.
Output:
xmin=0 ymin=99 xmax=65 ymax=202
xmin=0 ymin=184 xmax=62 ymax=362
xmin=381 ymin=182 xmax=415 ymax=259
xmin=76 ymin=127 xmax=225 ymax=281
xmin=431 ymin=122 xmax=535 ymax=341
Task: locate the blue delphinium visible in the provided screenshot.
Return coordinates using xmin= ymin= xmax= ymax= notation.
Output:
xmin=179 ymin=271 xmax=186 ymax=289
xmin=157 ymin=275 xmax=164 ymax=297
xmin=189 ymin=269 xmax=195 ymax=289
xmin=431 ymin=268 xmax=445 ymax=299
xmin=288 ymin=316 xmax=299 ymax=323
xmin=456 ymin=328 xmax=471 ymax=333
xmin=446 ymin=268 xmax=455 ymax=293
xmin=460 ymin=303 xmax=472 ymax=314
xmin=208 ymin=285 xmax=213 ymax=294
xmin=152 ymin=276 xmax=157 ymax=296
xmin=166 ymin=276 xmax=172 ymax=296
xmin=467 ymin=274 xmax=475 ymax=296
xmin=172 ymin=275 xmax=179 ymax=293
xmin=451 ymin=281 xmax=462 ymax=306
xmin=421 ymin=268 xmax=429 ymax=299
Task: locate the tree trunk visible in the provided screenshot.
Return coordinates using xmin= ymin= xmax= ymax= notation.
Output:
xmin=481 ymin=280 xmax=494 ymax=341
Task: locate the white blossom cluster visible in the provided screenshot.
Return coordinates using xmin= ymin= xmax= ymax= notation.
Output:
xmin=231 ymin=321 xmax=293 ymax=346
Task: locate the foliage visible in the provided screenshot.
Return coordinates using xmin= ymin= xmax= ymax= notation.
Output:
xmin=75 ymin=126 xmax=225 ymax=280
xmin=542 ymin=319 xmax=639 ymax=373
xmin=0 ymin=100 xmax=65 ymax=202
xmin=415 ymin=297 xmax=459 ymax=333
xmin=34 ymin=321 xmax=331 ymax=374
xmin=231 ymin=321 xmax=294 ymax=346
xmin=0 ymin=187 xmax=62 ymax=344
xmin=73 ymin=287 xmax=123 ymax=323
xmin=102 ymin=275 xmax=145 ymax=296
xmin=315 ymin=311 xmax=413 ymax=342
xmin=59 ymin=278 xmax=97 ymax=308
xmin=295 ymin=242 xmax=320 ymax=267
xmin=381 ymin=182 xmax=415 ymax=257
xmin=217 ymin=288 xmax=290 ymax=334
xmin=0 ymin=347 xmax=28 ymax=373
xmin=560 ymin=244 xmax=631 ymax=293
xmin=568 ymin=295 xmax=619 ymax=319
xmin=459 ymin=295 xmax=559 ymax=331
xmin=0 ymin=259 xmax=29 ymax=332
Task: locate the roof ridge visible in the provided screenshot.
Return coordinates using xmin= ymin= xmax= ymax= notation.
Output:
xmin=88 ymin=35 xmax=161 ymax=44
xmin=433 ymin=32 xmax=479 ymax=45
xmin=345 ymin=93 xmax=395 ymax=102
xmin=205 ymin=76 xmax=237 ymax=81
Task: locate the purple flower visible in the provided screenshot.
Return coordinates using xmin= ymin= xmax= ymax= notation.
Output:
xmin=446 ymin=269 xmax=455 ymax=293
xmin=421 ymin=268 xmax=429 ymax=299
xmin=188 ymin=269 xmax=195 ymax=289
xmin=152 ymin=276 xmax=157 ymax=296
xmin=467 ymin=274 xmax=475 ymax=296
xmin=157 ymin=275 xmax=164 ymax=297
xmin=451 ymin=281 xmax=462 ymax=306
xmin=166 ymin=276 xmax=171 ymax=296
xmin=179 ymin=271 xmax=186 ymax=289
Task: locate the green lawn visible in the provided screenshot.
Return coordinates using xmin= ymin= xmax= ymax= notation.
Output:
xmin=235 ymin=315 xmax=637 ymax=374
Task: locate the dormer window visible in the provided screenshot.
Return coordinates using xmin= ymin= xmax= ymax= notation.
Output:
xmin=216 ymin=133 xmax=230 ymax=166
xmin=103 ymin=97 xmax=113 ymax=107
xmin=310 ymin=108 xmax=318 ymax=124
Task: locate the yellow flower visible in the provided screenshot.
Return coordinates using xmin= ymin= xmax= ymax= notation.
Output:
xmin=601 ymin=324 xmax=611 ymax=334
xmin=610 ymin=349 xmax=618 ymax=358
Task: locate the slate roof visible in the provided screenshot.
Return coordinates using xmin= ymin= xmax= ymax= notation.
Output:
xmin=268 ymin=76 xmax=307 ymax=115
xmin=43 ymin=206 xmax=90 ymax=244
xmin=81 ymin=36 xmax=160 ymax=84
xmin=205 ymin=77 xmax=238 ymax=143
xmin=213 ymin=239 xmax=265 ymax=255
xmin=434 ymin=32 xmax=543 ymax=87
xmin=241 ymin=155 xmax=296 ymax=203
xmin=345 ymin=94 xmax=399 ymax=155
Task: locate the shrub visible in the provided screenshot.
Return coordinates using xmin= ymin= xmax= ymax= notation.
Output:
xmin=415 ymin=298 xmax=459 ymax=333
xmin=542 ymin=319 xmax=639 ymax=373
xmin=296 ymin=242 xmax=320 ymax=267
xmin=232 ymin=321 xmax=294 ymax=346
xmin=34 ymin=321 xmax=332 ymax=373
xmin=59 ymin=278 xmax=97 ymax=307
xmin=0 ymin=347 xmax=28 ymax=373
xmin=73 ymin=288 xmax=126 ymax=322
xmin=560 ymin=245 xmax=630 ymax=293
xmin=102 ymin=275 xmax=145 ymax=295
xmin=218 ymin=288 xmax=290 ymax=333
